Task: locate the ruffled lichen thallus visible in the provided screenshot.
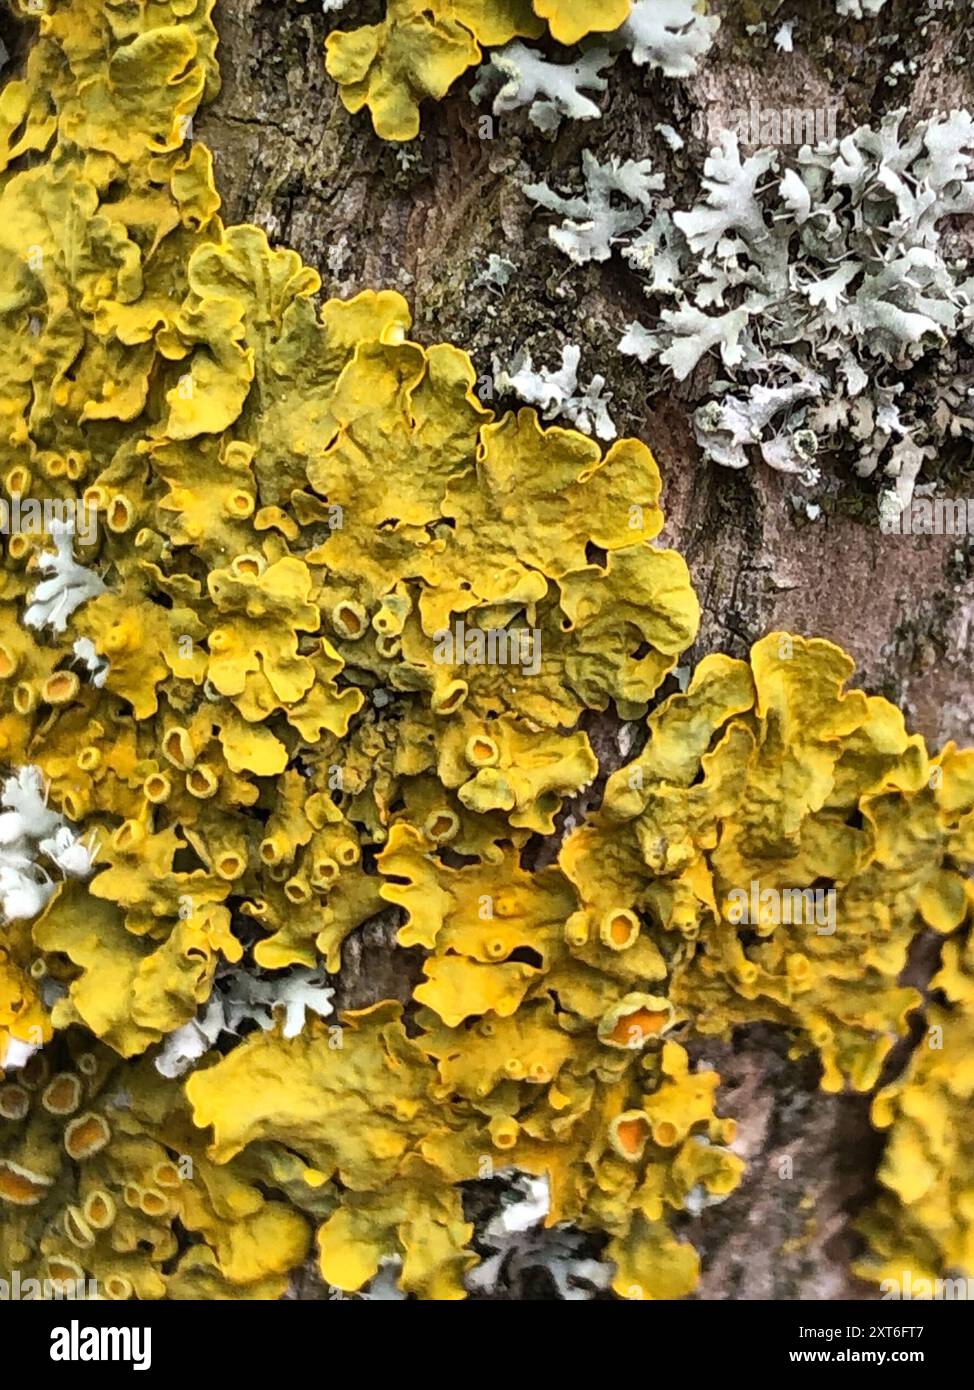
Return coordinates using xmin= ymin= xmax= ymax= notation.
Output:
xmin=0 ymin=0 xmax=971 ymax=1301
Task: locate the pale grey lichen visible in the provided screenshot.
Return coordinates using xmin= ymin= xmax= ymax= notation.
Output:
xmin=690 ymin=366 xmax=825 ymax=475
xmin=470 ymin=252 xmax=517 ymax=293
xmin=552 ymin=109 xmax=974 ymax=507
xmin=155 ymin=965 xmax=334 ymax=1078
xmin=326 ymin=233 xmax=350 ymax=278
xmin=774 ymin=21 xmax=794 ymax=53
xmin=656 ymin=121 xmax=685 ymax=152
xmin=473 ymin=0 xmax=718 ymax=136
xmin=618 ymin=0 xmax=720 ymax=77
xmin=493 ymin=345 xmax=617 ymax=439
xmin=0 ymin=767 xmax=96 ymax=1061
xmin=622 ymin=304 xmax=752 ymax=382
xmin=471 ymin=42 xmax=612 ymax=133
xmin=359 ymin=1258 xmax=408 ymax=1301
xmin=465 ymin=1172 xmax=613 ymax=1300
xmin=71 ymin=636 xmax=109 ymax=688
xmin=835 ymin=0 xmax=888 ymax=15
xmin=524 ymin=150 xmax=663 ymax=264
xmin=24 ymin=524 xmax=107 ymax=634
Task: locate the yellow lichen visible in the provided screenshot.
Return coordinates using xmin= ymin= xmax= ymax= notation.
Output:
xmin=0 ymin=0 xmax=972 ymax=1307
xmin=855 ymin=924 xmax=974 ymax=1292
xmin=0 ymin=1039 xmax=309 ymax=1299
xmin=561 ymin=637 xmax=951 ymax=1094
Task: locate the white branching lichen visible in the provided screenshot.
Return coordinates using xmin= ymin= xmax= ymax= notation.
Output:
xmin=72 ymin=636 xmax=109 ymax=688
xmin=656 ymin=121 xmax=685 ymax=152
xmin=470 ymin=252 xmax=517 ymax=293
xmin=465 ymin=1172 xmax=613 ymax=1299
xmin=472 ymin=0 xmax=718 ymax=134
xmin=0 ymin=767 xmax=97 ymax=1070
xmin=155 ymin=965 xmax=335 ymax=1078
xmin=471 ymin=42 xmax=613 ymax=133
xmin=618 ymin=0 xmax=721 ymax=77
xmin=691 ymin=365 xmax=825 ymax=476
xmin=774 ymin=21 xmax=794 ymax=53
xmin=0 ymin=766 xmax=97 ymax=920
xmin=24 ymin=524 xmax=107 ymax=634
xmin=494 ymin=345 xmax=617 ymax=439
xmin=524 ymin=150 xmax=663 ymax=264
xmin=534 ymin=109 xmax=974 ymax=505
xmin=835 ymin=0 xmax=888 ymax=16
xmin=359 ymin=1258 xmax=408 ymax=1301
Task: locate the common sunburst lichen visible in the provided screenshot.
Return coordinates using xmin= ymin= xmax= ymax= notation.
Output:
xmin=855 ymin=921 xmax=974 ymax=1294
xmin=1 ymin=0 xmax=973 ymax=1305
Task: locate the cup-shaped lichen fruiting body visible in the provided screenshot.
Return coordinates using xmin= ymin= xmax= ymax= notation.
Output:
xmin=598 ymin=994 xmax=675 ymax=1049
xmin=42 ymin=1072 xmax=82 ymax=1116
xmin=63 ymin=1113 xmax=111 ymax=1161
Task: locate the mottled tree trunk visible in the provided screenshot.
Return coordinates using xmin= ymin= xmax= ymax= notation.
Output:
xmin=195 ymin=0 xmax=974 ymax=1299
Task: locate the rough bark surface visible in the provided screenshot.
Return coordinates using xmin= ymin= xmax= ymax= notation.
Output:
xmin=193 ymin=0 xmax=974 ymax=1299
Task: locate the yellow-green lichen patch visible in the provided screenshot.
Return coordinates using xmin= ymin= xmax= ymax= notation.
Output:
xmin=1 ymin=0 xmax=973 ymax=1306
xmin=855 ymin=924 xmax=974 ymax=1292
xmin=560 ymin=635 xmax=958 ymax=1095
